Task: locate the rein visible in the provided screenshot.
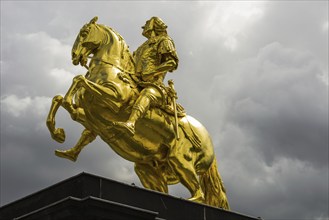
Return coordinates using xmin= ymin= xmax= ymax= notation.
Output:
xmin=88 ymin=57 xmax=138 ymax=88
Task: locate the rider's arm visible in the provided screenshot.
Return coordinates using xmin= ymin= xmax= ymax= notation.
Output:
xmin=157 ymin=38 xmax=179 ymax=73
xmin=142 ymin=38 xmax=179 ymax=80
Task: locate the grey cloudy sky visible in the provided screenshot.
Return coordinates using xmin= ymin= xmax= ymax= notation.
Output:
xmin=0 ymin=1 xmax=328 ymax=219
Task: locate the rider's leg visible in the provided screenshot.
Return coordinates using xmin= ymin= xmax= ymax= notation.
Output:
xmin=122 ymin=94 xmax=151 ymax=131
xmin=134 ymin=162 xmax=168 ymax=193
xmin=55 ymin=129 xmax=97 ymax=162
xmin=115 ymin=87 xmax=160 ymax=135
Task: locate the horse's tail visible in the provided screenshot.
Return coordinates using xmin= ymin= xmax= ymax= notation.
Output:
xmin=200 ymin=158 xmax=230 ymax=210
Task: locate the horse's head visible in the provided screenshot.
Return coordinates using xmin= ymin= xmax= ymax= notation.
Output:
xmin=72 ymin=16 xmax=103 ymax=66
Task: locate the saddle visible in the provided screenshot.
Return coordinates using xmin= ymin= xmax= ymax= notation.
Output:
xmin=138 ymin=81 xmax=186 ymax=117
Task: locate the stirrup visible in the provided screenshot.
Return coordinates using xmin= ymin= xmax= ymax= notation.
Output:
xmin=114 ymin=121 xmax=135 ymax=136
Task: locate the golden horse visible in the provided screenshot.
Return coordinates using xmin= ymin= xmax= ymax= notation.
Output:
xmin=46 ymin=16 xmax=229 ymax=209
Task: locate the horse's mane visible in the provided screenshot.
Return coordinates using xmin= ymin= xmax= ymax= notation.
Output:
xmin=97 ymin=24 xmax=126 ymax=46
xmin=94 ymin=23 xmax=135 ymax=74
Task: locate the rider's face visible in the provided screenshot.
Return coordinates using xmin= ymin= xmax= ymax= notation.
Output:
xmin=142 ymin=20 xmax=152 ymax=38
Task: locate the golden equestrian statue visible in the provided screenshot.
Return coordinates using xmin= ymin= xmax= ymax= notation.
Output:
xmin=46 ymin=16 xmax=229 ymax=209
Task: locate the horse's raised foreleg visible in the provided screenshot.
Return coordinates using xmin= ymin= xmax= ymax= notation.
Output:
xmin=134 ymin=162 xmax=168 ymax=193
xmin=62 ymin=76 xmax=82 ymax=117
xmin=63 ymin=74 xmax=126 ymax=113
xmin=55 ymin=129 xmax=97 ymax=162
xmin=70 ymin=75 xmax=124 ymax=102
xmin=47 ymin=95 xmax=66 ymax=143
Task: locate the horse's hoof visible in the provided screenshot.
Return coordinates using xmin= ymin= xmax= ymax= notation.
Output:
xmin=55 ymin=149 xmax=78 ymax=162
xmin=188 ymin=191 xmax=205 ymax=204
xmin=52 ymin=128 xmax=66 ymax=143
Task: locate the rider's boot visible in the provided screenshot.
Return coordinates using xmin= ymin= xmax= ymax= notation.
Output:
xmin=115 ymin=95 xmax=150 ymax=136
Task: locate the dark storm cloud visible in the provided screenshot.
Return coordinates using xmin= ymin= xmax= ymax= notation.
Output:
xmin=1 ymin=1 xmax=328 ymax=219
xmin=208 ymin=41 xmax=328 ymax=219
xmin=217 ymin=42 xmax=328 ymax=167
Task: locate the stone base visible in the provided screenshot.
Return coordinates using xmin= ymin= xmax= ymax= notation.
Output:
xmin=0 ymin=172 xmax=260 ymax=220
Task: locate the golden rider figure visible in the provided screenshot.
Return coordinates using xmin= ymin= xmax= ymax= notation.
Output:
xmin=116 ymin=16 xmax=179 ymax=135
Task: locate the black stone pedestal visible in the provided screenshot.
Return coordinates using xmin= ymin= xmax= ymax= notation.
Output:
xmin=0 ymin=172 xmax=260 ymax=220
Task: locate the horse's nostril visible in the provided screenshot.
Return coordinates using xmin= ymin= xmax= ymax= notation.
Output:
xmin=72 ymin=52 xmax=76 ymax=58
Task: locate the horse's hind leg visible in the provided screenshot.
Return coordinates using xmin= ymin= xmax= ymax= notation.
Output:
xmin=55 ymin=129 xmax=97 ymax=162
xmin=134 ymin=162 xmax=168 ymax=193
xmin=168 ymin=140 xmax=204 ymax=203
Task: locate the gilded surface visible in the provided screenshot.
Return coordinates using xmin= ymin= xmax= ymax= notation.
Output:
xmin=46 ymin=16 xmax=229 ymax=209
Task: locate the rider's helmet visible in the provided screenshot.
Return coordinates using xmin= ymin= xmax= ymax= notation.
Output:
xmin=142 ymin=17 xmax=167 ymax=38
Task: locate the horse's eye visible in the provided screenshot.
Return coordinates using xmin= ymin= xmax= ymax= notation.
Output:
xmin=80 ymin=31 xmax=88 ymax=38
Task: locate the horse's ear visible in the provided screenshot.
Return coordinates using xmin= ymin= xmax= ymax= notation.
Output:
xmin=89 ymin=16 xmax=98 ymax=24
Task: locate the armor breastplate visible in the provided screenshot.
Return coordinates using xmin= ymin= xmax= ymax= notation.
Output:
xmin=134 ymin=36 xmax=165 ymax=75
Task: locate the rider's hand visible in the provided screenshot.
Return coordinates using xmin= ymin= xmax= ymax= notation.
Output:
xmin=167 ymin=86 xmax=177 ymax=99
